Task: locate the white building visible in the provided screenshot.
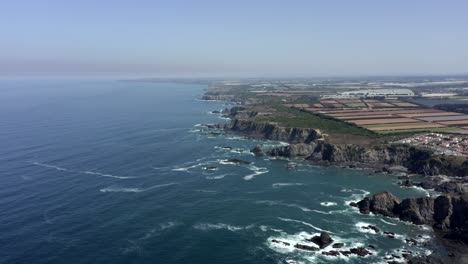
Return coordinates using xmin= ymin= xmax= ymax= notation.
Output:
xmin=338 ymin=88 xmax=414 ymax=98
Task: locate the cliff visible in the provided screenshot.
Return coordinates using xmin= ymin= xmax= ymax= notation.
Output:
xmin=268 ymin=142 xmax=468 ymax=177
xmin=355 ymin=192 xmax=468 ymax=244
xmin=222 ymin=118 xmax=323 ymax=143
xmin=218 ymin=114 xmax=468 ymax=177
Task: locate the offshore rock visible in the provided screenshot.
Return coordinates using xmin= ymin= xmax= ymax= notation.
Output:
xmin=356 ymin=192 xmax=468 ymax=244
xmin=357 ymin=191 xmax=401 ymax=217
xmin=308 ymin=232 xmax=334 ymax=249
xmin=250 ymin=144 xmax=264 ymax=156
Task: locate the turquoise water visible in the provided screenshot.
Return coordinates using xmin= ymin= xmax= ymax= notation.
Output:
xmin=0 ymin=80 xmax=440 ymax=264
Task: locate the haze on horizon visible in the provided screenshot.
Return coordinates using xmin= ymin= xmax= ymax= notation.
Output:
xmin=1 ymin=0 xmax=468 ymax=78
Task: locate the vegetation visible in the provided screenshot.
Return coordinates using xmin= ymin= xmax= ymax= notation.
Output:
xmin=255 ymin=103 xmax=379 ymax=137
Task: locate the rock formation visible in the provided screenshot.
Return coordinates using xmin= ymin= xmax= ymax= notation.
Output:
xmin=354 ymin=192 xmax=468 ymax=244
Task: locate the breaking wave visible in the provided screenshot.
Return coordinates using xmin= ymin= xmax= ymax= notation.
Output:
xmin=100 ymin=183 xmax=177 ymax=193
xmin=33 ymin=162 xmax=137 ymax=179
xmin=193 ymin=223 xmax=254 ymax=232
xmin=272 ymin=183 xmax=304 ymax=188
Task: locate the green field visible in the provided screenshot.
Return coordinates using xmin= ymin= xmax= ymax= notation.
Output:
xmin=257 ymin=104 xmax=379 ymax=137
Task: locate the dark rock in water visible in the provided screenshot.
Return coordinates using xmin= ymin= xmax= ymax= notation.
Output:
xmin=350 ymin=247 xmax=371 ymax=256
xmin=339 ymin=250 xmax=351 ymax=256
xmin=357 ymin=197 xmax=371 ymax=214
xmin=402 ymin=252 xmax=413 ymax=259
xmin=399 ymin=179 xmax=414 ymax=187
xmin=398 ymin=175 xmax=410 ymax=179
xmin=384 ymin=231 xmax=396 ymax=239
xmin=395 ymin=197 xmax=434 ymax=225
xmin=361 ymin=225 xmax=380 ymax=233
xmin=321 ymin=250 xmax=340 ymax=256
xmin=349 ymin=202 xmax=358 ymax=207
xmin=222 ymin=146 xmax=232 ymax=150
xmin=357 ymin=191 xmax=400 ymax=216
xmin=225 ymin=158 xmax=252 ymax=165
xmin=251 ymin=144 xmax=264 ymax=157
xmin=418 ymin=181 xmax=437 ymax=190
xmin=211 ymin=110 xmax=221 ymax=114
xmin=294 ymin=243 xmax=319 ymax=251
xmin=357 ymin=191 xmax=468 ymax=245
xmin=369 ymin=192 xmax=401 ymax=216
xmin=405 ymin=238 xmax=418 ymax=245
xmin=308 ymin=232 xmax=334 ymax=249
xmin=272 ymin=239 xmax=290 ymax=246
xmin=332 ymin=243 xmax=344 ymax=248
xmin=202 ymin=166 xmax=218 ymax=171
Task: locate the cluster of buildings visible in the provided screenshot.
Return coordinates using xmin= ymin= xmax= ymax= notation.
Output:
xmin=397 ymin=133 xmax=468 ymax=156
xmin=321 ymin=88 xmax=415 ymax=99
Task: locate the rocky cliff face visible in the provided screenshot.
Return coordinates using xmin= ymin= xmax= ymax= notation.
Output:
xmin=219 ymin=114 xmax=468 ymax=177
xmin=268 ymin=141 xmax=468 ymax=177
xmin=355 ymin=192 xmax=468 ymax=244
xmin=223 ymin=119 xmax=322 ymax=143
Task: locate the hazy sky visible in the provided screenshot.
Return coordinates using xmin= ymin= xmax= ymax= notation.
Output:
xmin=1 ymin=0 xmax=468 ymax=78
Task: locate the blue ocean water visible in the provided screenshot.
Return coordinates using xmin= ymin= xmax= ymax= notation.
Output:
xmin=0 ymin=80 xmax=441 ymax=264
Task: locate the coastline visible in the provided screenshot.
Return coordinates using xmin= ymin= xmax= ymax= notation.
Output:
xmin=201 ymin=94 xmax=468 ymax=263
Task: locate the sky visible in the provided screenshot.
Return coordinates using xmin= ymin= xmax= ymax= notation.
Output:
xmin=1 ymin=0 xmax=468 ymax=78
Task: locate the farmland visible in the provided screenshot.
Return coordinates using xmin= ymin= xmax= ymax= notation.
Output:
xmin=286 ymin=98 xmax=468 ymax=134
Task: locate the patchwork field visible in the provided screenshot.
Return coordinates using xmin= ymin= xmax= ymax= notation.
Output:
xmin=286 ymin=98 xmax=468 ymax=134
xmin=366 ymin=123 xmax=446 ymax=131
xmin=350 ymin=118 xmax=418 ymax=125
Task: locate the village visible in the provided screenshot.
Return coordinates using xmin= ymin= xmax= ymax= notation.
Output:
xmin=396 ymin=133 xmax=468 ymax=156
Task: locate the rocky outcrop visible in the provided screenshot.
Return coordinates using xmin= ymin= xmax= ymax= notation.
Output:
xmin=250 ymin=144 xmax=264 ymax=156
xmin=354 ymin=192 xmax=468 ymax=244
xmin=396 ymin=197 xmax=435 ymax=225
xmin=307 ymin=232 xmax=333 ymax=249
xmin=356 ymin=191 xmax=401 ymax=216
xmin=268 ymin=141 xmax=468 ymax=177
xmin=223 ymin=119 xmax=322 ymax=143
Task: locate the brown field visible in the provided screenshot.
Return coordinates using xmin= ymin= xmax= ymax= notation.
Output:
xmin=320 ymin=100 xmax=338 ymax=104
xmin=368 ymin=102 xmax=395 ymax=107
xmin=392 ymin=102 xmax=418 ymax=107
xmin=311 ymin=104 xmax=324 ymax=108
xmin=438 ymin=120 xmax=468 ymax=125
xmin=320 ymin=108 xmax=417 ymax=114
xmin=350 ymin=118 xmax=418 ymax=125
xmin=331 ymin=103 xmax=345 ymax=108
xmin=330 ymin=109 xmax=442 ymax=117
xmin=397 ymin=112 xmax=462 ymax=118
xmin=419 ymin=115 xmax=468 ymax=122
xmin=337 ymin=114 xmax=395 ymax=120
xmin=367 ymin=123 xmax=446 ymax=131
xmin=337 ymin=100 xmax=362 ymax=103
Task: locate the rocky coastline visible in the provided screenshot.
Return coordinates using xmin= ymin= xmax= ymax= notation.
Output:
xmin=206 ymin=104 xmax=468 ymax=263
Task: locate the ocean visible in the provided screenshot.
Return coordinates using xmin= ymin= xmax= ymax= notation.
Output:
xmin=0 ymin=80 xmax=442 ymax=264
